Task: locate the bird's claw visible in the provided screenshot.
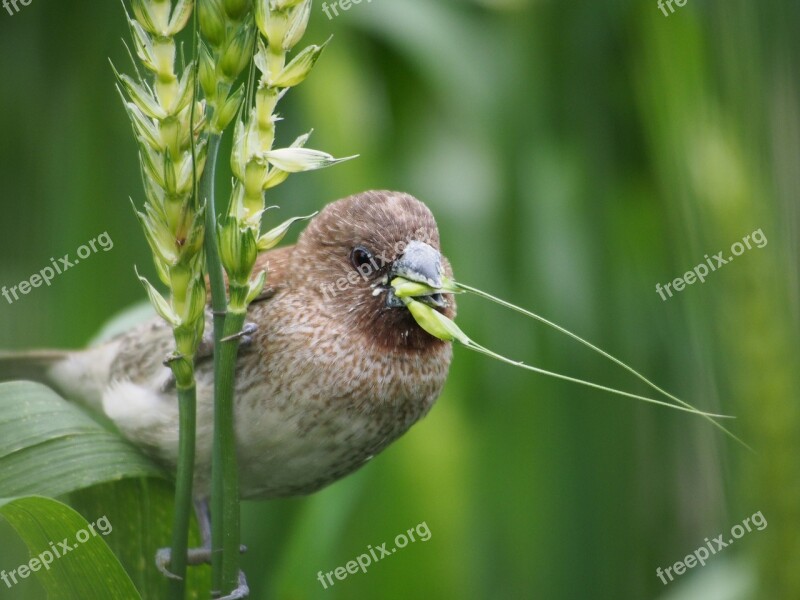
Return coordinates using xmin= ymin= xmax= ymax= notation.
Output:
xmin=156 ymin=545 xmax=249 ymax=580
xmin=155 ymin=548 xmax=182 ymax=581
xmin=212 ymin=570 xmax=250 ymax=599
xmin=221 ymin=322 xmax=258 ymax=346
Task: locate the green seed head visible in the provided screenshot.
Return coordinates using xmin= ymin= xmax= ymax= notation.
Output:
xmin=220 ymin=21 xmax=257 ymax=81
xmin=224 ymin=0 xmax=252 ymax=20
xmin=270 ymin=41 xmax=327 ymax=88
xmin=198 ymin=0 xmax=227 ymax=48
xmin=401 ymin=296 xmax=470 ymax=345
xmin=218 ymin=217 xmax=259 ymax=285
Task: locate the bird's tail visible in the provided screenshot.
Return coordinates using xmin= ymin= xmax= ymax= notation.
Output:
xmin=0 ymin=348 xmax=110 ymax=413
xmin=0 ymin=350 xmax=69 ymax=387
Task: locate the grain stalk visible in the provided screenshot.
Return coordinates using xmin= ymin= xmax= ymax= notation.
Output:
xmin=199 ymin=0 xmax=354 ymax=595
xmin=114 ymin=0 xmax=207 ymax=597
xmin=392 ymin=276 xmax=750 ymax=450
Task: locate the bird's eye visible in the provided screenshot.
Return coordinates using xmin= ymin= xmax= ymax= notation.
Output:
xmin=350 ymin=246 xmax=375 ymax=271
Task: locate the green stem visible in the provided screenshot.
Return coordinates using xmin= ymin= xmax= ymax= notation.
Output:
xmin=168 ymin=381 xmax=197 ymax=600
xmin=199 ymin=133 xmax=233 ymax=593
xmin=203 ymin=135 xmax=226 ymax=318
xmin=212 ymin=310 xmax=246 ymax=595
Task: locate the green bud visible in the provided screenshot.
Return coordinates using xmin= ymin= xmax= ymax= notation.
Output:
xmin=119 ymin=74 xmax=166 ymax=120
xmin=131 ymin=0 xmax=158 ymax=34
xmin=215 ymin=84 xmax=245 ymax=133
xmin=142 ymin=174 xmax=167 ymax=212
xmin=220 ymin=21 xmax=257 ymax=81
xmin=198 ymin=0 xmax=227 ymax=48
xmin=258 ymin=5 xmax=290 ymax=50
xmin=140 ymin=145 xmax=166 ymax=190
xmin=162 ymin=149 xmax=179 ymax=196
xmin=218 ymin=217 xmax=259 ymax=284
xmin=150 ymin=0 xmax=172 ymax=33
xmin=230 ymin=119 xmax=247 ymax=180
xmin=125 ymin=102 xmax=162 ymax=151
xmin=262 ymin=166 xmax=289 ymax=190
xmin=253 ymin=39 xmax=271 ymax=79
xmin=179 ymin=275 xmax=208 ymax=326
xmin=254 ymin=0 xmax=270 ymax=41
xmin=136 ymin=205 xmax=179 ymax=266
xmin=179 ymin=207 xmax=207 ymax=260
xmin=169 ymin=64 xmax=196 ymax=116
xmin=167 ymin=0 xmax=195 ymax=36
xmin=270 ymin=39 xmax=328 ymax=88
xmin=401 ymin=297 xmax=470 ymax=345
xmin=137 ymin=269 xmax=181 ymax=327
xmin=257 ymin=212 xmax=316 ymax=251
xmin=282 ymin=0 xmax=311 ymax=52
xmin=129 ymin=18 xmax=157 ymax=71
xmin=199 ymin=43 xmax=217 ymax=101
xmin=173 ymin=152 xmax=194 ymax=196
xmin=227 ymin=182 xmax=246 ymax=220
xmin=245 ymin=270 xmax=267 ymax=305
xmin=224 ymin=0 xmax=251 ymax=20
xmin=153 ymin=254 xmax=172 ymax=287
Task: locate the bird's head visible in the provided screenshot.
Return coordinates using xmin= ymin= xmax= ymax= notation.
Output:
xmin=295 ymin=190 xmax=456 ymax=351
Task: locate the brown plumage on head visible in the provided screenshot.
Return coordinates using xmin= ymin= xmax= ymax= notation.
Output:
xmin=251 ymin=190 xmax=456 ymax=353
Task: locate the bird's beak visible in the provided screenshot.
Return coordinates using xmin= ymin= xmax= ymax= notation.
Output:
xmin=386 ymin=240 xmax=446 ymax=308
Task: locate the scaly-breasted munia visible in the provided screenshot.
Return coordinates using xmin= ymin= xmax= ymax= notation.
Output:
xmin=1 ymin=190 xmax=456 ymax=501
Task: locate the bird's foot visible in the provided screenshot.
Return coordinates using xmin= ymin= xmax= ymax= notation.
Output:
xmin=212 ymin=571 xmax=250 ymax=599
xmin=155 ymin=545 xmax=248 ymax=580
xmin=221 ymin=322 xmax=258 ymax=347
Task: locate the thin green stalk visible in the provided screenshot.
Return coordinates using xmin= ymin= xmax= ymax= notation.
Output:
xmin=168 ymin=382 xmax=197 ymax=600
xmin=199 ymin=133 xmax=232 ymax=592
xmin=203 ymin=135 xmax=225 ymax=318
xmin=454 ymin=281 xmax=752 ymax=451
xmin=212 ymin=310 xmax=246 ymax=595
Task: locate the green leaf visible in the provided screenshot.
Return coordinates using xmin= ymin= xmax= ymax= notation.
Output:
xmin=70 ymin=479 xmax=211 ymax=600
xmin=0 ymin=496 xmax=141 ymax=599
xmin=0 ymin=381 xmax=165 ymax=499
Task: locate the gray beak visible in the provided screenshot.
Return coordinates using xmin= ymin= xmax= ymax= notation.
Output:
xmin=386 ymin=240 xmax=446 ymax=308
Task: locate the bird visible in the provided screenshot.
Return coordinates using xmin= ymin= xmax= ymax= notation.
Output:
xmin=0 ymin=190 xmax=456 ymax=502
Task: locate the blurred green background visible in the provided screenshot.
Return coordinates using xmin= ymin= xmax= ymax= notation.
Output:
xmin=1 ymin=0 xmax=798 ymax=598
